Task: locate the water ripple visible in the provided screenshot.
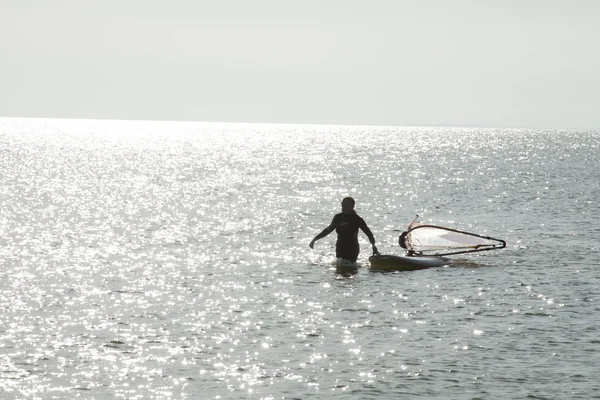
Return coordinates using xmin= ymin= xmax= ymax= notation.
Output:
xmin=1 ymin=119 xmax=599 ymax=398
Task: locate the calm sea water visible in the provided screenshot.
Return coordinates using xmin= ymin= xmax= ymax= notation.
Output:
xmin=1 ymin=118 xmax=599 ymax=399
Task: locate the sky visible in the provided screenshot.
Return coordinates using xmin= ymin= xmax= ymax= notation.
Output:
xmin=1 ymin=0 xmax=599 ymax=129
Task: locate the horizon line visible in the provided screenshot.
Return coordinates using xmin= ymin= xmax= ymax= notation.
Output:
xmin=1 ymin=115 xmax=598 ymax=132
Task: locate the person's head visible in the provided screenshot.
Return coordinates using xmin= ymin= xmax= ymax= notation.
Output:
xmin=341 ymin=197 xmax=355 ymax=214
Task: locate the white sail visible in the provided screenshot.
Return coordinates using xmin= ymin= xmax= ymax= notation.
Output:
xmin=400 ymin=221 xmax=505 ymax=256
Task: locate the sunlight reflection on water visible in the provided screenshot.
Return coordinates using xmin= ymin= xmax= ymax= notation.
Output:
xmin=0 ymin=119 xmax=599 ymax=399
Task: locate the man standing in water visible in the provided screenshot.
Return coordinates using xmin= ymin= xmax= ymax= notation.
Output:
xmin=309 ymin=197 xmax=379 ymax=263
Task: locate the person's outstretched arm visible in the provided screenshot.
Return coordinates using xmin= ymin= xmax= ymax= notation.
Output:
xmin=309 ymin=217 xmax=336 ymax=248
xmin=359 ymin=219 xmax=380 ymax=255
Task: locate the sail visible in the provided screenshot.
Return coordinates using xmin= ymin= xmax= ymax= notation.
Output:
xmin=399 ymin=221 xmax=506 ymax=256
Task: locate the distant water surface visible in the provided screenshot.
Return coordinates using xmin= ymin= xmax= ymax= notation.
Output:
xmin=0 ymin=118 xmax=599 ymax=399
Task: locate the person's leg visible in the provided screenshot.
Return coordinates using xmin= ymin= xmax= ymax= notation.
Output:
xmin=336 ymin=242 xmax=360 ymax=262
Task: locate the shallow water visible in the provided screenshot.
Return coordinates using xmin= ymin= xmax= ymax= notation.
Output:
xmin=1 ymin=118 xmax=599 ymax=399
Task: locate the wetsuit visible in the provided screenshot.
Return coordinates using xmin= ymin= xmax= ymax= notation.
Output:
xmin=313 ymin=211 xmax=376 ymax=262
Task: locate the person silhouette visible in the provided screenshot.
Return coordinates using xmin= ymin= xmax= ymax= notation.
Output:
xmin=309 ymin=197 xmax=379 ymax=263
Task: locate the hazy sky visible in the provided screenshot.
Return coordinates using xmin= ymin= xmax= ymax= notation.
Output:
xmin=1 ymin=0 xmax=599 ymax=128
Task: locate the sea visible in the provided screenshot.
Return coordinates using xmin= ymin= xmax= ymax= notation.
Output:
xmin=0 ymin=118 xmax=599 ymax=399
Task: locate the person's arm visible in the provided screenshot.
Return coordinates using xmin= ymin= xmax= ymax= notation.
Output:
xmin=359 ymin=219 xmax=380 ymax=255
xmin=309 ymin=217 xmax=336 ymax=249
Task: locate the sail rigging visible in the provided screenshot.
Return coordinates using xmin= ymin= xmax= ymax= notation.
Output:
xmin=399 ymin=219 xmax=506 ymax=256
